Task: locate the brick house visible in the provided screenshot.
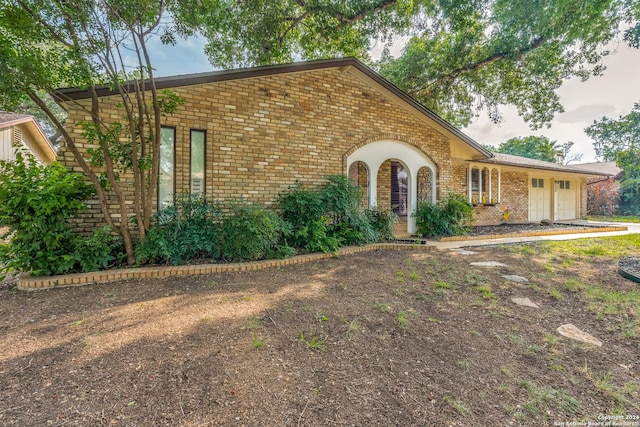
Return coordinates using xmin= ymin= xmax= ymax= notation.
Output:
xmin=56 ymin=58 xmax=603 ymax=234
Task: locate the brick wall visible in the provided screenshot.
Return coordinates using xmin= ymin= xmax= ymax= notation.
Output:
xmin=451 ymin=165 xmax=530 ymax=225
xmin=59 ymin=68 xmax=454 ymax=232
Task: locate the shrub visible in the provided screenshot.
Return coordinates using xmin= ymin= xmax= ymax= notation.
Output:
xmin=220 ymin=200 xmax=293 ymax=261
xmin=414 ymin=192 xmax=473 ymax=237
xmin=277 ymin=182 xmax=339 ymax=253
xmin=135 ymin=194 xmax=222 ymax=265
xmin=0 ymin=152 xmax=95 ymax=276
xmin=76 ymin=226 xmax=125 ymax=272
xmin=365 ymin=206 xmax=396 ymax=242
xmin=320 ymin=175 xmax=377 ymax=245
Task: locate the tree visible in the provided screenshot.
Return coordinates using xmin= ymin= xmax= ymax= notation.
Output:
xmin=0 ymin=0 xmax=180 ymax=264
xmin=616 ymin=148 xmax=640 ymax=215
xmin=170 ymin=0 xmax=420 ymax=68
xmin=585 ymin=102 xmax=640 ymax=161
xmin=378 ymin=0 xmax=632 ymax=128
xmin=495 ymin=136 xmax=580 ymax=164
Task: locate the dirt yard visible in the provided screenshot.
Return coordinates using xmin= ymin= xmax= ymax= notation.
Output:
xmin=1 ymin=236 xmax=639 ymax=426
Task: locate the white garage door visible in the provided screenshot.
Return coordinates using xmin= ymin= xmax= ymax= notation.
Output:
xmin=529 ymin=178 xmax=551 ymax=222
xmin=555 ymin=180 xmax=576 ymax=220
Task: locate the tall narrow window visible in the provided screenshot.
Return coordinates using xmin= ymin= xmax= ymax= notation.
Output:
xmin=158 ymin=126 xmax=175 ymax=209
xmin=391 ymin=161 xmax=408 ymax=216
xmin=190 ymin=130 xmax=206 ymax=195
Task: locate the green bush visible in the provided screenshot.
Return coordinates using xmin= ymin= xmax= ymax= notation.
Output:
xmin=414 ymin=192 xmax=474 ymax=237
xmin=76 ymin=226 xmax=125 ymax=272
xmin=276 ymin=182 xmax=339 ymax=253
xmin=135 ymin=194 xmax=222 ymax=265
xmin=0 ymin=152 xmax=95 ymax=276
xmin=277 ymin=175 xmax=394 ymax=250
xmin=365 ymin=206 xmax=396 ymax=242
xmin=220 ymin=200 xmax=293 ymax=261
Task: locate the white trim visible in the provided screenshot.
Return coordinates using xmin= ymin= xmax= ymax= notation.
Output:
xmin=347 ymin=140 xmax=437 ymax=234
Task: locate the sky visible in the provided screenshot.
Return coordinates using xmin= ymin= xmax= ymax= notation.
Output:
xmin=148 ymin=33 xmax=640 ymax=164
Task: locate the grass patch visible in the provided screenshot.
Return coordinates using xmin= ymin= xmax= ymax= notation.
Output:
xmin=296 ymin=332 xmax=327 ymax=351
xmin=585 ymin=287 xmax=640 ymax=337
xmin=443 ymin=394 xmax=470 ymax=415
xmin=515 ymin=381 xmax=580 ymax=419
xmin=587 ymin=215 xmax=640 ymax=223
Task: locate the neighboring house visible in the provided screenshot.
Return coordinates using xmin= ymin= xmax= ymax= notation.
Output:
xmin=56 ymin=58 xmax=605 ymax=234
xmin=0 ymin=112 xmax=56 ymax=165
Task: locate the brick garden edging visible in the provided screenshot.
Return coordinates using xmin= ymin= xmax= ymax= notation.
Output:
xmin=437 ymin=225 xmax=628 ymax=242
xmin=18 ymin=242 xmax=435 ymax=291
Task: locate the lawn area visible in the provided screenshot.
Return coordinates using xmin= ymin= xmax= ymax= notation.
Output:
xmin=587 ymin=215 xmax=640 ymax=223
xmin=1 ymin=235 xmax=639 ymax=426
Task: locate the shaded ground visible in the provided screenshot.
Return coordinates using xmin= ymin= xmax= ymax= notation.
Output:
xmin=1 ymin=236 xmax=639 ymax=426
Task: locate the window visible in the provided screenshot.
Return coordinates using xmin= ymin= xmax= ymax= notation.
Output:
xmin=532 ymin=178 xmax=544 ymax=188
xmin=158 ymin=126 xmax=175 ymax=209
xmin=190 ymin=130 xmax=206 ymax=195
xmin=558 ymin=180 xmax=570 ymax=190
xmin=391 ymin=161 xmax=408 ymax=216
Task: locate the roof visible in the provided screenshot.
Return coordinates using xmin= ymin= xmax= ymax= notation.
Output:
xmin=55 ymin=57 xmax=492 ymax=159
xmin=0 ymin=111 xmax=56 ymax=164
xmin=567 ymin=161 xmax=622 ymax=178
xmin=477 ymin=152 xmax=609 ymax=176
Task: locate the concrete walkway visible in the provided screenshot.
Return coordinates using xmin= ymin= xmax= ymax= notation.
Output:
xmin=432 ymin=220 xmax=640 ymax=250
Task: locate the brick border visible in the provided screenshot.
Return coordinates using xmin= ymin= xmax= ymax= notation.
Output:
xmin=437 ymin=225 xmax=628 ymax=242
xmin=18 ymin=243 xmax=435 ymax=291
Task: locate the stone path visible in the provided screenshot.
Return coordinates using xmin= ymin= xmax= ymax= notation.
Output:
xmin=469 ymin=261 xmax=508 ymax=267
xmin=466 ymin=255 xmax=604 ymax=347
xmin=502 ymin=274 xmax=528 ymax=283
xmin=511 ymin=297 xmax=539 ymax=308
xmin=557 ymin=324 xmax=603 ymax=346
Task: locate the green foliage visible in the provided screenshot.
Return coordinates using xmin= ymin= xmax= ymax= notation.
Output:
xmin=171 ymin=0 xmax=417 ymax=68
xmin=135 ymin=194 xmax=222 ymax=265
xmin=586 ymin=102 xmax=640 ymax=162
xmin=75 ymin=227 xmax=125 ymax=272
xmin=495 ymin=136 xmax=561 ymax=163
xmin=378 ymin=0 xmax=628 ymax=129
xmin=276 ymin=182 xmax=338 ymax=253
xmin=277 ymin=175 xmax=394 ymax=252
xmin=220 ymin=200 xmax=293 ymax=262
xmin=414 ymin=192 xmax=474 ymax=237
xmin=136 ymin=196 xmax=293 ymax=265
xmin=0 ymin=152 xmax=96 ymax=276
xmin=616 ymin=148 xmax=640 ymax=215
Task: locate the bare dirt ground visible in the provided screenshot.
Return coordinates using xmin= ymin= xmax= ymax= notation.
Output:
xmin=1 ymin=238 xmax=639 ymax=426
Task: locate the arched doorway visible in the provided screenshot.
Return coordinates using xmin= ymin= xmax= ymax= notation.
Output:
xmin=346 ymin=140 xmax=437 ymax=234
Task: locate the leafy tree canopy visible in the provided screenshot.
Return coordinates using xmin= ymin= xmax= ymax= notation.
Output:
xmin=378 ymin=0 xmax=635 ymax=128
xmin=585 ymin=102 xmax=640 ymax=161
xmin=495 ymin=135 xmax=580 ymax=164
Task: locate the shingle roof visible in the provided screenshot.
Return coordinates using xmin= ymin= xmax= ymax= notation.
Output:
xmin=478 ymin=152 xmax=609 ymax=176
xmin=0 ymin=111 xmax=34 ymax=127
xmin=566 ymin=161 xmax=621 ymax=177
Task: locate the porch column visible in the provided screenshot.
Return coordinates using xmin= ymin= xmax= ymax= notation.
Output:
xmin=369 ymin=164 xmax=378 ymax=208
xmin=408 ymin=167 xmax=418 ymax=234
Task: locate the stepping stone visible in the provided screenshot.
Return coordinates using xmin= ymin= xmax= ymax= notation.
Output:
xmin=502 ymin=274 xmax=528 ymax=283
xmin=470 ymin=261 xmax=507 ymax=267
xmin=556 ymin=324 xmax=602 ymax=346
xmin=454 ymin=250 xmax=478 ymax=255
xmin=511 ymin=297 xmax=539 ymax=308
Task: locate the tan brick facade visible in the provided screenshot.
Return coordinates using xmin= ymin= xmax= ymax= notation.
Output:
xmin=57 ymin=60 xmax=591 ymax=232
xmin=59 ymin=67 xmax=455 ymax=232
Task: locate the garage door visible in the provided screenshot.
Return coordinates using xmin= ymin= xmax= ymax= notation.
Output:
xmin=555 ymin=180 xmax=576 ymax=220
xmin=529 ymin=178 xmax=551 ymax=222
